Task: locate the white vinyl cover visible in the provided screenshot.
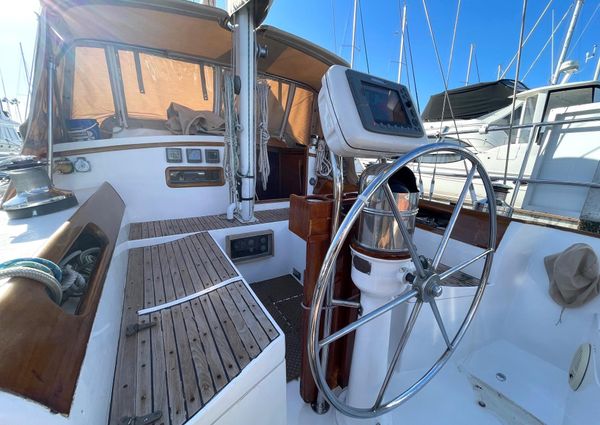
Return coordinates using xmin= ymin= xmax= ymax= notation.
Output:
xmin=318 ymin=65 xmax=427 ymax=158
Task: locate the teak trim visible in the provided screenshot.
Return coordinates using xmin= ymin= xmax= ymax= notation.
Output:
xmin=0 ymin=182 xmax=125 ymax=414
xmin=55 ymin=140 xmax=224 ymax=157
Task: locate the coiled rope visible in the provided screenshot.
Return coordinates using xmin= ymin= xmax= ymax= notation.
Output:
xmin=223 ymin=71 xmax=240 ymax=205
xmin=0 ymin=258 xmax=63 ymax=304
xmin=315 ymin=139 xmax=332 ymax=177
xmin=0 ymin=248 xmax=100 ymax=305
xmin=257 ymin=80 xmax=271 ymax=191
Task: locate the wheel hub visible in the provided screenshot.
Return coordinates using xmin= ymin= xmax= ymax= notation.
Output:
xmin=412 ymin=268 xmax=443 ymax=303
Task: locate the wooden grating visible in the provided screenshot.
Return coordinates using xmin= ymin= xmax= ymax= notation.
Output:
xmin=129 ymin=208 xmax=289 ymax=241
xmin=109 ymin=232 xmax=279 ymax=425
xmin=438 ymin=263 xmax=480 ymax=287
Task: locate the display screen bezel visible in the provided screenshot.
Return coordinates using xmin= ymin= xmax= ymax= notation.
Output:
xmin=186 ymin=148 xmax=203 ymax=163
xmin=345 ymin=69 xmax=424 ymax=138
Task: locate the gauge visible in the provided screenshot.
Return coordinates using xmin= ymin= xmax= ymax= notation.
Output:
xmin=186 ymin=148 xmax=203 ymax=163
xmin=54 ymin=158 xmax=74 ymax=174
xmin=205 ymin=149 xmax=220 ymax=164
xmin=74 ymin=157 xmax=91 ymax=173
xmin=166 ymin=148 xmax=183 ymax=163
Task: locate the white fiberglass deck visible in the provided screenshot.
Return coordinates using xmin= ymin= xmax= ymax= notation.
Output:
xmin=286 ymin=360 xmax=503 ymax=425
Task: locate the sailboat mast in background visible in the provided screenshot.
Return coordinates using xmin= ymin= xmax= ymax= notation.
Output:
xmin=465 ymin=43 xmax=474 ymax=86
xmin=397 ymin=1 xmax=407 ymax=83
xmin=350 ymin=0 xmax=358 ymax=68
xmin=551 ymin=0 xmax=584 ymax=84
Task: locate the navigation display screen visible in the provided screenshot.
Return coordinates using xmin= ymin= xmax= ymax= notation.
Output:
xmin=362 ymin=82 xmax=409 ymax=126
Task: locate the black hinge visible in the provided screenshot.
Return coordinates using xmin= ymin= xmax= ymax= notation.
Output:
xmin=119 ymin=411 xmax=162 ymax=425
xmin=125 ymin=321 xmax=156 ymax=337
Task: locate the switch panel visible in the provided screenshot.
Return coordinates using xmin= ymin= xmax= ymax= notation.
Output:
xmin=226 ymin=230 xmax=274 ymax=263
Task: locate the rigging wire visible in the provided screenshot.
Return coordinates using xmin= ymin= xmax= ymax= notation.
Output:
xmin=421 ymin=0 xmax=460 ymax=138
xmin=422 ymin=0 xmax=461 ymax=201
xmin=503 ymin=0 xmax=529 ymax=186
xmin=339 ymin=0 xmax=352 ymax=57
xmin=474 ymin=50 xmax=481 ymax=82
xmin=331 ymin=0 xmax=338 ymax=54
xmin=568 ymin=2 xmax=600 ymax=56
xmin=406 ymin=23 xmax=421 ymax=113
xmin=358 ymin=0 xmax=370 ymax=73
xmin=522 ymin=4 xmax=573 ymax=81
xmin=403 ymin=35 xmax=412 ymax=92
xmin=499 ymin=0 xmax=554 ymax=79
xmin=438 ymin=0 xmax=462 ymax=136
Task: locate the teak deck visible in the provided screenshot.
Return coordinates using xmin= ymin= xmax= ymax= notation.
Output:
xmin=110 ymin=232 xmax=279 ymax=425
xmin=129 ymin=208 xmax=290 ymax=240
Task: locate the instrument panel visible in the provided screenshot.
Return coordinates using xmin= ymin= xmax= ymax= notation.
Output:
xmin=319 ymin=65 xmax=427 ymax=157
xmin=164 ymin=147 xmax=221 ymax=164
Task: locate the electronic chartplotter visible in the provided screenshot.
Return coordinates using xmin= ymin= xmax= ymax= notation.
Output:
xmin=318 ymin=65 xmax=427 ymax=157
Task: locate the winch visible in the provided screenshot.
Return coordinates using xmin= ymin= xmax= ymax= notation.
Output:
xmin=0 ymin=156 xmax=78 ymax=219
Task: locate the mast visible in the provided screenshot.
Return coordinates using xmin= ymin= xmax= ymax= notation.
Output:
xmin=19 ymin=43 xmax=31 ymax=88
xmin=350 ymin=0 xmax=358 ymax=68
xmin=0 ymin=68 xmax=8 ymax=117
xmin=594 ymin=55 xmax=600 ymax=80
xmin=551 ymin=9 xmax=555 ymax=79
xmin=551 ymin=0 xmax=584 ymax=84
xmin=397 ymin=2 xmax=407 ymax=83
xmin=233 ymin=2 xmax=258 ymax=222
xmin=0 ymin=69 xmax=10 ymax=116
xmin=465 ymin=43 xmax=474 ymax=86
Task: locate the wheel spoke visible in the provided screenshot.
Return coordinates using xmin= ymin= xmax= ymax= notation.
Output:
xmin=438 ymin=249 xmax=493 ymax=281
xmin=430 ymin=299 xmax=451 ymax=349
xmin=374 ymin=301 xmax=423 ymax=409
xmin=318 ymin=289 xmax=418 ymax=349
xmin=432 ymin=164 xmax=477 ymax=269
xmin=383 ymin=184 xmax=426 ymax=278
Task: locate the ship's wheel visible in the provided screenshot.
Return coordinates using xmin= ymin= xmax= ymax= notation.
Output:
xmin=307 ymin=143 xmax=497 ymax=419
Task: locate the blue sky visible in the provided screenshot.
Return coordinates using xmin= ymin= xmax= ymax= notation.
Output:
xmin=257 ymin=0 xmax=599 ymax=108
xmin=1 ymin=0 xmax=598 ymax=120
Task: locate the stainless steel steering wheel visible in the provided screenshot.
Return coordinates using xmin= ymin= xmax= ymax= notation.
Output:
xmin=307 ymin=143 xmax=497 ymax=419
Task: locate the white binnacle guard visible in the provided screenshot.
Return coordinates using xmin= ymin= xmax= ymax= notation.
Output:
xmin=318 ymin=65 xmax=428 ymax=158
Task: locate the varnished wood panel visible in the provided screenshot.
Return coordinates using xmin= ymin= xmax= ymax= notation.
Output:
xmin=289 ymin=194 xmax=360 ymax=403
xmin=417 ymin=199 xmax=511 ymax=249
xmin=0 ymin=182 xmax=125 ymax=414
xmin=109 ymin=232 xmax=279 ymax=425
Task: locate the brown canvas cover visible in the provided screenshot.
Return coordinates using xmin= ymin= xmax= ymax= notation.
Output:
xmin=165 ymin=103 xmax=225 ymax=135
